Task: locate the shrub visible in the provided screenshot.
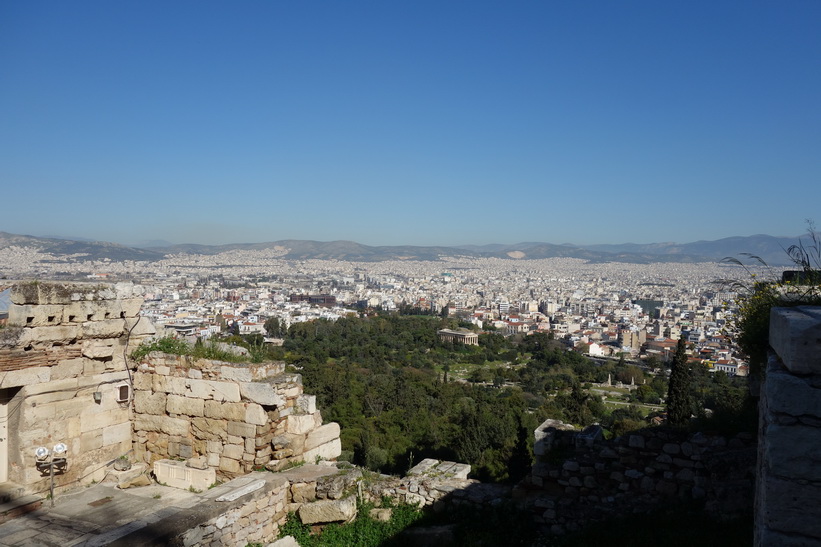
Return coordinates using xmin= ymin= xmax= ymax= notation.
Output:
xmin=723 ymin=223 xmax=821 ymax=379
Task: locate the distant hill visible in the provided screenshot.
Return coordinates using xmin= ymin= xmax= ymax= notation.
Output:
xmin=0 ymin=232 xmax=165 ymax=262
xmin=580 ymin=234 xmax=804 ymax=266
xmin=0 ymin=231 xmax=807 ymax=265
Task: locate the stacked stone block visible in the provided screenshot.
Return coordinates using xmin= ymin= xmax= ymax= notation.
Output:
xmin=523 ymin=420 xmax=756 ymax=535
xmin=132 ymin=354 xmax=341 ymax=478
xmin=0 ymin=282 xmax=155 ymax=496
xmin=756 ymin=306 xmax=821 ymax=546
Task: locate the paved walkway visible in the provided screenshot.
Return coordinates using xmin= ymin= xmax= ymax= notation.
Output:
xmin=0 ymin=483 xmax=200 ymax=546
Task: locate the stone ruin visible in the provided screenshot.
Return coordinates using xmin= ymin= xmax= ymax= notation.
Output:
xmin=0 ymin=281 xmax=155 ymax=496
xmin=132 ymin=353 xmax=342 ymax=483
xmin=518 ymin=418 xmax=756 ymax=535
xmin=0 ymin=281 xmax=341 ymax=502
xmin=0 ymin=281 xmax=488 ymax=545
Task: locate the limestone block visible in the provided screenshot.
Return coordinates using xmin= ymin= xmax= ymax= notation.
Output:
xmin=297 ymin=395 xmax=316 ymax=414
xmin=77 ymin=369 xmax=129 ymax=389
xmin=220 ymin=366 xmax=253 ymax=383
xmin=91 ymin=286 xmax=118 ymax=301
xmin=91 ymin=300 xmax=125 ymax=320
xmin=82 ymin=339 xmax=116 ymax=359
xmin=81 ymin=430 xmax=104 ymax=452
xmin=134 ymin=390 xmax=167 ymax=415
xmin=1 ymin=366 xmax=51 ymax=389
xmin=114 ymin=282 xmax=137 ymax=299
xmin=51 ymin=358 xmax=85 ymax=380
xmin=63 ymin=301 xmax=94 ymax=323
xmin=188 ymin=379 xmax=241 ymax=402
xmin=770 ymin=306 xmax=821 ymax=374
xmin=298 ymin=495 xmax=357 ymax=524
xmin=103 ymin=422 xmax=133 ymax=446
xmin=119 ymin=473 xmax=152 ymax=489
xmin=133 ymin=372 xmax=152 ymax=390
xmin=62 ymin=416 xmax=81 ymax=440
xmin=191 ymin=417 xmax=229 ymax=442
xmin=11 ymin=282 xmax=77 ymax=305
xmin=120 ymin=297 xmax=144 ymax=317
xmin=219 ymin=457 xmax=241 ymax=473
xmin=283 ymin=433 xmax=305 ymax=455
xmin=207 ymin=453 xmax=221 ymax=467
xmin=765 ymin=368 xmax=821 ymax=418
xmin=204 ymin=400 xmax=246 ymax=421
xmin=154 ymin=459 xmax=216 ymax=491
xmin=304 ymin=423 xmax=341 ymax=452
xmin=257 ymin=362 xmax=286 ymax=379
xmin=135 ymin=415 xmax=190 ymax=436
xmin=223 ymin=444 xmax=244 ymax=460
xmin=7 ymin=304 xmax=65 ymax=327
xmin=167 ymin=394 xmax=205 ymax=417
xmin=765 ymin=424 xmax=821 ymax=481
xmin=246 ymin=403 xmax=268 ymax=426
xmin=24 ymin=376 xmax=80 ymax=398
xmin=302 ymin=439 xmax=342 ymax=463
xmin=227 ymin=421 xmax=257 ymax=438
xmin=279 ymin=385 xmax=302 ymax=399
xmin=291 ymin=482 xmax=317 ymax=503
xmin=760 ymin=476 xmax=821 ymax=539
xmin=80 ymin=408 xmax=130 ymax=433
xmin=240 ymin=382 xmax=284 ymax=406
xmin=82 ymin=319 xmax=126 ymax=339
xmin=166 ymin=376 xmax=189 ymax=395
xmin=447 ymin=463 xmax=471 ymax=480
xmin=287 ymin=414 xmax=318 ymax=435
xmin=84 ymin=358 xmax=107 ymax=376
xmin=124 ymin=316 xmax=156 ymax=337
xmin=408 ymin=459 xmax=440 ymax=476
xmin=28 ymin=386 xmax=77 ymax=405
xmin=18 ymin=325 xmax=82 ymax=345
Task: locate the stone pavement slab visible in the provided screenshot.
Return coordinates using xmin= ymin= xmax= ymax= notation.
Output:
xmin=0 ymin=483 xmax=200 ymax=546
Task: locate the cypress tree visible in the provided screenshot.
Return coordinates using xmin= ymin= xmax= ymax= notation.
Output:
xmin=666 ymin=336 xmax=692 ymax=426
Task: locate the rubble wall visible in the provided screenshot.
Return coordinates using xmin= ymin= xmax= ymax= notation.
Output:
xmin=522 ymin=421 xmax=755 ymax=535
xmin=132 ymin=354 xmax=341 ymax=479
xmin=0 ymin=281 xmax=155 ymax=495
xmin=756 ymin=306 xmax=821 ymax=545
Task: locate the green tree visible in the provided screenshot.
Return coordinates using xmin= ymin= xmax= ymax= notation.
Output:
xmin=666 ymin=336 xmax=692 ymax=426
xmin=264 ymin=316 xmax=284 ymax=337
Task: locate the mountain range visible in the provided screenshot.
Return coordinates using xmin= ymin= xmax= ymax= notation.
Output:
xmin=0 ymin=231 xmax=808 ymax=265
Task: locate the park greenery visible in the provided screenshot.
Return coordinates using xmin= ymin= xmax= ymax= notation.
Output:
xmin=272 ymin=311 xmax=751 ymax=480
xmin=131 ymin=308 xmax=753 ymax=480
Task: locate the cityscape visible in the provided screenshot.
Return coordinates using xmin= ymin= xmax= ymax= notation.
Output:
xmin=2 ymin=234 xmax=769 ymax=376
xmin=2 ymin=0 xmax=819 ymax=544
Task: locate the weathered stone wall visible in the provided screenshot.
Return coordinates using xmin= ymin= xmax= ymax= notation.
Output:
xmin=361 ymin=458 xmax=508 ymax=510
xmin=756 ymin=306 xmax=821 ymax=546
xmin=0 ymin=281 xmax=155 ymax=495
xmin=175 ymin=474 xmax=290 ymax=547
xmin=132 ymin=354 xmax=341 ymax=479
xmin=521 ymin=420 xmax=755 ymax=535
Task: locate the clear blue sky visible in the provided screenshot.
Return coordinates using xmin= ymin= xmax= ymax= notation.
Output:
xmin=2 ymin=1 xmax=819 ymax=247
